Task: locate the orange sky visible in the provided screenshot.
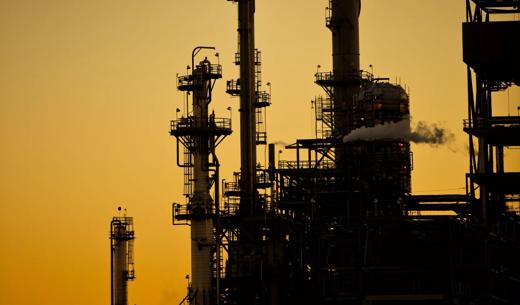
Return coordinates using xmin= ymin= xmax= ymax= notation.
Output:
xmin=1 ymin=1 xmax=519 ymax=305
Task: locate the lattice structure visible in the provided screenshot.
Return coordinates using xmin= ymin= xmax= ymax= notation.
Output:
xmin=463 ymin=0 xmax=520 ymax=222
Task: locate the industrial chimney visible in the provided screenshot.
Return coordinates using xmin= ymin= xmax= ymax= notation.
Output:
xmin=110 ymin=208 xmax=135 ymax=305
xmin=329 ymin=0 xmax=361 ymax=167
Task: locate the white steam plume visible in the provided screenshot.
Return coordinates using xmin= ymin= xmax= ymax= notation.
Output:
xmin=342 ymin=118 xmax=455 ymax=146
xmin=272 ymin=141 xmax=289 ymax=147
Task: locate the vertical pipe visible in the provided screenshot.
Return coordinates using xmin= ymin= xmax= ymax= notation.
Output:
xmin=296 ymin=142 xmax=300 ymax=168
xmin=268 ymin=143 xmax=275 ymax=180
xmin=331 ymin=0 xmax=361 ymax=167
xmin=496 ymin=146 xmax=504 ymax=174
xmin=308 ymin=149 xmax=311 ymax=168
xmin=496 ymin=145 xmax=505 ymax=216
xmin=213 ymin=156 xmax=221 ymax=305
xmin=238 ymin=0 xmax=257 ymax=216
xmin=476 ymin=77 xmax=488 ymax=223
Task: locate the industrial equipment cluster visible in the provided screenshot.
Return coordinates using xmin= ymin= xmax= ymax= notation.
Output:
xmin=110 ymin=1 xmax=520 ymax=305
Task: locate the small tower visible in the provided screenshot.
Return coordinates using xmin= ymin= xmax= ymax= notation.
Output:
xmin=110 ymin=208 xmax=135 ymax=305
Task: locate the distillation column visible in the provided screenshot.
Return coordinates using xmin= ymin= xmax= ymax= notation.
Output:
xmin=331 ymin=0 xmax=361 ymax=166
xmin=191 ymin=60 xmax=217 ymax=305
xmin=110 ymin=213 xmax=135 ymax=305
xmin=238 ymin=0 xmax=257 ymax=215
xmin=171 ymin=53 xmax=231 ymax=305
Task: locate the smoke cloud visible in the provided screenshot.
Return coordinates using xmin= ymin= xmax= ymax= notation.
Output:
xmin=342 ymin=118 xmax=455 ymax=146
xmin=272 ymin=141 xmax=289 ymax=147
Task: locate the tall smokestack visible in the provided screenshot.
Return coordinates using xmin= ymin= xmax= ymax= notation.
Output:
xmin=330 ymin=0 xmax=361 ymax=166
xmin=238 ymin=0 xmax=257 ymax=216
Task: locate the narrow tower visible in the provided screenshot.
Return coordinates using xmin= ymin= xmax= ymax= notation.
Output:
xmin=238 ymin=0 xmax=257 ymax=215
xmin=329 ymin=0 xmax=361 ymax=167
xmin=110 ymin=209 xmax=135 ymax=305
xmin=171 ymin=47 xmax=231 ymax=305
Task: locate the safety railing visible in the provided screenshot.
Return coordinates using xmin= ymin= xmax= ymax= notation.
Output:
xmin=255 ymin=49 xmax=261 ymax=65
xmin=233 ymin=49 xmax=261 ymax=66
xmin=325 ymin=0 xmax=333 ymax=27
xmin=256 ymin=131 xmax=267 ymax=144
xmin=223 ymin=198 xmax=240 ymax=215
xmin=278 ymin=160 xmax=335 ymax=170
xmin=256 ymin=170 xmax=271 ymax=185
xmin=207 ymin=63 xmax=222 ymax=76
xmin=234 ymin=52 xmax=240 ymax=65
xmin=226 ymin=79 xmax=240 ymax=96
xmin=463 ymin=116 xmax=520 ymax=129
xmin=195 ymin=63 xmax=222 ymax=76
xmin=315 ymin=71 xmax=334 ymax=82
xmin=255 ymin=91 xmax=271 ymax=107
xmin=177 ymin=74 xmax=194 ymax=89
xmin=170 ymin=117 xmax=232 ymax=132
xmin=223 ymin=181 xmax=240 ymax=194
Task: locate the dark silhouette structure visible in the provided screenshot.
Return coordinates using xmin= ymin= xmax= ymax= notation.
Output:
xmin=110 ymin=210 xmax=135 ymax=305
xmin=171 ymin=1 xmax=520 ymax=304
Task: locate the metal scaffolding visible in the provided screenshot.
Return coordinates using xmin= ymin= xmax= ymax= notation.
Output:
xmin=169 ymin=1 xmax=520 ymax=305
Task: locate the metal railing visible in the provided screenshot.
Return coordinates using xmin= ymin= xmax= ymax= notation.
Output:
xmin=170 ymin=117 xmax=232 ymax=132
xmin=360 ymin=70 xmax=375 ymax=82
xmin=254 ymin=49 xmax=261 ymax=65
xmin=223 ymin=181 xmax=240 ymax=194
xmin=256 ymin=170 xmax=271 ymax=185
xmin=196 ymin=63 xmax=222 ymax=76
xmin=471 ymin=0 xmax=520 ymax=12
xmin=278 ymin=160 xmax=335 ymax=170
xmin=325 ymin=0 xmax=333 ymax=27
xmin=223 ymin=171 xmax=271 ymax=193
xmin=177 ymin=74 xmax=194 ymax=88
xmin=315 ymin=71 xmax=334 ymax=82
xmin=208 ymin=64 xmax=222 ymax=75
xmin=226 ymin=79 xmax=240 ymax=95
xmin=223 ymin=198 xmax=240 ymax=215
xmin=255 ymin=91 xmax=271 ymax=106
xmin=256 ymin=131 xmax=267 ymax=144
xmin=233 ymin=49 xmax=261 ymax=65
xmin=463 ymin=116 xmax=520 ymax=129
xmin=172 ymin=202 xmax=213 ymax=218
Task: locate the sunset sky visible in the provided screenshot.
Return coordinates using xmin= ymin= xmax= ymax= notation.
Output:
xmin=1 ymin=1 xmax=519 ymax=305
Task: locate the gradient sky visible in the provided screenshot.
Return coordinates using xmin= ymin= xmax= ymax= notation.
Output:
xmin=1 ymin=1 xmax=519 ymax=305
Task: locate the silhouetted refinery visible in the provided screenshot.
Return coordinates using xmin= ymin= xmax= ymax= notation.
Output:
xmin=164 ymin=1 xmax=520 ymax=305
